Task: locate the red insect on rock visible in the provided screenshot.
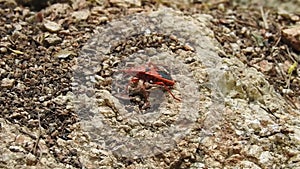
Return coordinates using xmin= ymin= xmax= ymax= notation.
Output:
xmin=117 ymin=62 xmax=181 ymax=109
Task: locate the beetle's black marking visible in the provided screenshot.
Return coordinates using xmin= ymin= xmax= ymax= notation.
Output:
xmin=157 ymin=70 xmax=172 ymax=80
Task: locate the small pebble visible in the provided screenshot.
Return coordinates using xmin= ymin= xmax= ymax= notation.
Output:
xmin=0 ymin=47 xmax=7 ymax=53
xmin=72 ymin=10 xmax=90 ymax=21
xmin=26 ymin=153 xmax=37 ymax=166
xmin=44 ymin=34 xmax=62 ymax=45
xmin=43 ymin=19 xmax=61 ymax=32
xmin=1 ymin=78 xmax=15 ymax=88
xmin=54 ymin=50 xmax=76 ymax=59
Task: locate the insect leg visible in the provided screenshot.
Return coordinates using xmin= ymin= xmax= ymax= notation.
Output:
xmin=155 ymin=82 xmax=181 ymax=101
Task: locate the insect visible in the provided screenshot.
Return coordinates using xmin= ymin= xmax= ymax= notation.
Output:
xmin=116 ymin=62 xmax=181 ymax=109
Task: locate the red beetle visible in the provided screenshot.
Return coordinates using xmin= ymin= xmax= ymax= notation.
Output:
xmin=121 ymin=62 xmax=181 ymax=102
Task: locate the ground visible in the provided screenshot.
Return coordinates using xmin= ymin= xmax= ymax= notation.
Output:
xmin=0 ymin=0 xmax=299 ymax=168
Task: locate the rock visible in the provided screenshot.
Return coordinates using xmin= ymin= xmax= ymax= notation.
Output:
xmin=109 ymin=0 xmax=142 ymax=7
xmin=242 ymin=46 xmax=254 ymax=53
xmin=91 ymin=6 xmax=104 ymax=14
xmin=255 ymin=60 xmax=274 ymax=72
xmin=0 ymin=47 xmax=7 ymax=53
xmin=98 ymin=16 xmax=109 ymax=23
xmin=43 ymin=19 xmax=61 ymax=32
xmin=230 ymin=42 xmax=240 ymax=52
xmin=26 ymin=153 xmax=37 ymax=165
xmin=259 ymin=151 xmax=273 ymax=165
xmin=72 ymin=10 xmax=90 ymax=21
xmin=37 ymin=139 xmax=49 ymax=154
xmin=56 ymin=138 xmax=66 ymax=147
xmin=190 ymin=162 xmax=205 ymax=169
xmin=52 ymin=92 xmax=74 ymax=105
xmin=238 ymin=161 xmax=261 ymax=169
xmin=15 ymin=82 xmax=26 ymax=91
xmin=54 ymin=50 xmax=76 ymax=59
xmin=44 ymin=3 xmax=71 ymax=15
xmin=9 ymin=145 xmax=26 ymax=153
xmin=245 ymin=145 xmax=263 ymax=159
xmin=291 ymin=127 xmax=300 ymax=145
xmin=13 ymin=23 xmax=22 ymax=31
xmin=44 ymin=34 xmax=62 ymax=45
xmin=73 ymin=8 xmax=300 ymax=168
xmin=1 ymin=78 xmax=15 ymax=88
xmin=0 ymin=0 xmax=17 ymax=6
xmin=288 ymin=153 xmax=300 ymax=167
xmin=282 ymin=25 xmax=300 ymax=51
xmin=15 ymin=134 xmax=32 ymax=146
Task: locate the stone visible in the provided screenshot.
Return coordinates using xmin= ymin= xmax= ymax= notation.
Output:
xmin=282 ymin=25 xmax=300 ymax=51
xmin=1 ymin=78 xmax=15 ymax=88
xmin=72 ymin=10 xmax=90 ymax=21
xmin=26 ymin=153 xmax=37 ymax=165
xmin=0 ymin=47 xmax=7 ymax=53
xmin=43 ymin=20 xmax=61 ymax=32
xmin=54 ymin=50 xmax=76 ymax=59
xmin=44 ymin=34 xmax=62 ymax=45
